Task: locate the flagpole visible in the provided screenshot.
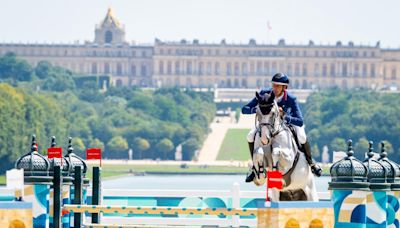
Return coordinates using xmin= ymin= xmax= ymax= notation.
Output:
xmin=267 ymin=21 xmax=272 ymax=44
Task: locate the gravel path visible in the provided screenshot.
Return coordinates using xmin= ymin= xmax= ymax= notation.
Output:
xmin=197 ymin=113 xmax=255 ymax=162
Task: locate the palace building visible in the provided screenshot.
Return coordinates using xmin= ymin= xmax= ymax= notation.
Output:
xmin=1 ymin=8 xmax=399 ymax=90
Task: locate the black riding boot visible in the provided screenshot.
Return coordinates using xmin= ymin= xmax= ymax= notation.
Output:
xmin=245 ymin=142 xmax=256 ymax=182
xmin=302 ymin=141 xmax=322 ymax=177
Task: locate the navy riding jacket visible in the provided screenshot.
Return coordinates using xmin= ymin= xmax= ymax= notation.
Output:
xmin=241 ymin=89 xmax=304 ymax=127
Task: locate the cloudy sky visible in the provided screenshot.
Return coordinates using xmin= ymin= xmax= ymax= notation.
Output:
xmin=1 ymin=0 xmax=399 ymax=48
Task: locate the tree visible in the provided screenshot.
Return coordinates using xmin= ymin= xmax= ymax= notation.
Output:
xmin=330 ymin=138 xmax=347 ymax=152
xmin=132 ymin=137 xmax=150 ymax=159
xmin=354 ymin=137 xmax=369 ymax=159
xmin=89 ymin=138 xmax=105 ymax=151
xmin=72 ymin=137 xmax=86 ymax=157
xmin=154 ymin=138 xmax=174 ymax=160
xmin=107 ymin=136 xmax=128 ymax=159
xmin=182 ymin=138 xmax=199 ymax=161
xmin=0 ymin=53 xmax=33 ymax=82
xmin=311 ymin=144 xmax=320 ymax=161
xmin=35 ymin=61 xmax=52 ymax=79
xmin=380 ymin=140 xmax=394 ymax=155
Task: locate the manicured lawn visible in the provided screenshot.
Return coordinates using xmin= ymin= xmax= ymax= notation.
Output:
xmin=217 ymin=128 xmax=251 ymax=161
xmin=0 ymin=175 xmax=5 ymax=185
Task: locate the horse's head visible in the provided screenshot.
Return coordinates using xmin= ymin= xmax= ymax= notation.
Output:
xmin=255 ymin=92 xmax=281 ymax=146
xmin=255 ymin=91 xmax=275 ymax=115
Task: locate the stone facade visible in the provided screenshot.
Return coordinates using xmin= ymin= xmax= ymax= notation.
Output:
xmin=1 ymin=9 xmax=399 ymax=90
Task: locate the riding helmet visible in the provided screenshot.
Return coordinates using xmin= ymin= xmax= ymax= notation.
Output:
xmin=271 ymin=73 xmax=289 ymax=85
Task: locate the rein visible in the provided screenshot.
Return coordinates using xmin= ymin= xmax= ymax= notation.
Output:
xmin=257 ymin=118 xmax=285 ymax=139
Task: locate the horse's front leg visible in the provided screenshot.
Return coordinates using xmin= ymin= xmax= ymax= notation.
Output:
xmin=305 ymin=176 xmax=319 ymax=202
xmin=271 ymin=147 xmax=281 ymax=170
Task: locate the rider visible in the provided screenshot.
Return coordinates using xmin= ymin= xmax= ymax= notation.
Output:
xmin=241 ymin=72 xmax=322 ymax=182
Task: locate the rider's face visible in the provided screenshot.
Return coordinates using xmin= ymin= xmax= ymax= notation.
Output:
xmin=272 ymin=84 xmax=285 ymax=97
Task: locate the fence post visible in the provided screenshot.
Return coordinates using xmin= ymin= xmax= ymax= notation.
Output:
xmin=232 ymin=182 xmax=240 ymax=227
xmin=91 ymin=166 xmax=101 ymax=223
xmin=53 ymin=165 xmax=62 ymax=228
xmin=73 ymin=166 xmax=82 ymax=228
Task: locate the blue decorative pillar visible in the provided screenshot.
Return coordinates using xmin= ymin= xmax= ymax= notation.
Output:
xmin=329 ymin=139 xmax=369 ymax=228
xmin=362 ymin=141 xmax=390 ymax=228
xmin=377 ymin=142 xmax=400 ymax=228
xmin=15 ymin=135 xmax=52 ymax=228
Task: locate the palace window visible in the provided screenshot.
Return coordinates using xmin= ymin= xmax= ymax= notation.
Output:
xmin=199 ymin=62 xmax=204 ymax=75
xmin=117 ymin=63 xmax=123 ymax=76
xmin=370 ymin=64 xmax=376 ymax=77
xmin=234 ymin=79 xmax=239 ymax=87
xmin=234 ymin=62 xmax=240 ymax=76
xmin=302 ymin=63 xmax=308 ymax=76
xmin=167 ymin=61 xmax=172 ymax=75
xmin=104 ymin=63 xmax=110 ymax=74
xmin=362 ymin=64 xmax=367 ymax=77
xmin=342 ymin=63 xmax=348 ymax=77
xmin=175 ymin=61 xmax=180 ymax=75
xmin=141 ymin=65 xmax=147 ymax=76
xmin=354 ymin=63 xmax=359 ymax=77
xmin=131 ymin=65 xmax=136 ymax=76
xmin=159 ymin=61 xmax=164 ymax=75
xmin=294 ymin=63 xmax=300 ymax=76
xmin=314 ymin=63 xmax=320 ymax=77
xmin=105 ymin=31 xmax=113 ymax=43
xmin=186 ymin=61 xmax=193 ymax=75
xmin=271 ymin=62 xmax=277 ymax=74
xmin=322 ymin=64 xmax=327 ymax=77
xmin=91 ymin=63 xmax=97 ymax=74
xmin=287 ymin=63 xmax=293 ymax=76
xmin=257 ymin=61 xmax=262 ymax=75
xmin=242 ymin=63 xmax=248 ymax=76
xmin=241 ymin=79 xmax=247 ymax=88
xmin=226 ymin=62 xmax=232 ymax=76
xmin=264 ymin=62 xmax=270 ymax=75
xmin=215 ymin=62 xmax=220 ymax=75
xmin=392 ymin=68 xmax=397 ymax=79
xmin=206 ymin=62 xmax=212 ymax=75
xmin=250 ymin=62 xmax=255 ymax=75
xmin=330 ymin=63 xmax=336 ymax=77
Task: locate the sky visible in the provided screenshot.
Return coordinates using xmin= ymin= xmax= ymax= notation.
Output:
xmin=1 ymin=0 xmax=400 ymax=48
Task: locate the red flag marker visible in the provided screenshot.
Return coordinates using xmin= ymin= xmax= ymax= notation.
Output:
xmin=47 ymin=147 xmax=63 ymax=166
xmin=47 ymin=147 xmax=63 ymax=159
xmin=266 ymin=170 xmax=283 ymax=203
xmin=86 ymin=148 xmax=102 ymax=167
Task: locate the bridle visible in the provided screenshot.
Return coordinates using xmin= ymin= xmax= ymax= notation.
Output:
xmin=257 ymin=103 xmax=285 ymax=143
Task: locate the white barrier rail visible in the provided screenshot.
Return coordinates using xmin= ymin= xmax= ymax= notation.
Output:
xmin=84 ymin=183 xmax=331 ymax=227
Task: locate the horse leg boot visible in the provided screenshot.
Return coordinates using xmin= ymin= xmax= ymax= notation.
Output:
xmin=302 ymin=141 xmax=322 ymax=177
xmin=245 ymin=142 xmax=256 ymax=182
